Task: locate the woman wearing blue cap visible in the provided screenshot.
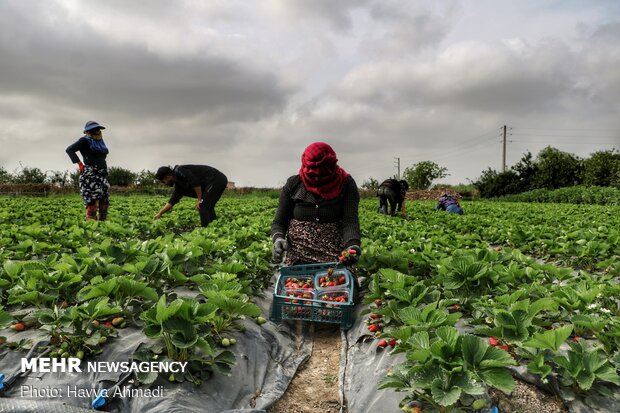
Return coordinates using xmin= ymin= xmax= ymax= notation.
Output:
xmin=66 ymin=121 xmax=111 ymax=220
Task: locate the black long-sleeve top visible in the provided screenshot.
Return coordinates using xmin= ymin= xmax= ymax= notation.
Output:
xmin=65 ymin=137 xmax=108 ymax=169
xmin=168 ymin=164 xmax=227 ymax=205
xmin=379 ymin=178 xmax=406 ymax=202
xmin=271 ymin=175 xmax=361 ymax=248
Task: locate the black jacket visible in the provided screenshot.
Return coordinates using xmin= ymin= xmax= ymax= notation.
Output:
xmin=168 ymin=165 xmax=227 ymax=205
xmin=271 ymin=175 xmax=361 ymax=248
xmin=378 ymin=179 xmax=405 ymax=202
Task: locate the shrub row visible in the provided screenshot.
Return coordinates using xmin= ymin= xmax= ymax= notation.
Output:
xmin=494 ymin=185 xmax=620 ymax=205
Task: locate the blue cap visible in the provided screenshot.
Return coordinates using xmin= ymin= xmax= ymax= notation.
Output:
xmin=84 ymin=121 xmax=106 ymax=133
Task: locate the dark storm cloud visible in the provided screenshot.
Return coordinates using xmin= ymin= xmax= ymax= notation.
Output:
xmin=364 ymin=1 xmax=459 ymax=54
xmin=0 ymin=1 xmax=618 ymax=187
xmin=272 ymin=0 xmax=371 ymax=30
xmin=0 ymin=2 xmax=292 ymax=123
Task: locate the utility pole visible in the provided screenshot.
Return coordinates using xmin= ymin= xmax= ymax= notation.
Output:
xmin=394 ymin=157 xmax=400 ymax=180
xmin=502 ymin=125 xmax=507 ymax=172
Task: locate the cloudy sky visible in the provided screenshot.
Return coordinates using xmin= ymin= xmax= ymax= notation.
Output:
xmin=1 ymin=0 xmax=619 ymax=187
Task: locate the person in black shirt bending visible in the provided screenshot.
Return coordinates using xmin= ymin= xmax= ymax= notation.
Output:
xmin=271 ymin=142 xmax=361 ymax=267
xmin=377 ymin=178 xmax=409 ymax=217
xmin=66 ymin=121 xmax=111 ymax=221
xmin=154 ymin=165 xmax=228 ymax=227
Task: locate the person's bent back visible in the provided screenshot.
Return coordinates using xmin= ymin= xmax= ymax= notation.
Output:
xmin=435 ymin=194 xmax=464 ymax=215
xmin=377 ymin=178 xmax=408 ymax=217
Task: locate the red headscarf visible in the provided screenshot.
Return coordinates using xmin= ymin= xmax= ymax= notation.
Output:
xmin=299 ymin=142 xmax=349 ymax=200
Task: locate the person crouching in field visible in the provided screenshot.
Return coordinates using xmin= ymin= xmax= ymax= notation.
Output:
xmin=154 ymin=165 xmax=228 ymax=227
xmin=436 ymin=193 xmax=464 ymax=215
xmin=377 ymin=178 xmax=409 ymax=217
xmin=66 ymin=121 xmax=110 ymax=221
xmin=271 ymin=142 xmax=362 ymax=268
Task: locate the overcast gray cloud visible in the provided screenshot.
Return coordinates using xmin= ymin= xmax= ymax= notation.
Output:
xmin=1 ymin=0 xmax=619 ymax=187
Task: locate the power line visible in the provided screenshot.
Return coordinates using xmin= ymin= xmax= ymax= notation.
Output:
xmin=412 ymin=128 xmax=500 ymax=161
xmin=511 ymin=132 xmax=619 ymax=139
xmin=511 ymin=127 xmax=620 ymax=132
xmin=511 ymin=140 xmax=618 ymax=145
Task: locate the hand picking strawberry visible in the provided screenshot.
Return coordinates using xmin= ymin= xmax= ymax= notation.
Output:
xmin=338 ymin=245 xmax=361 ymax=265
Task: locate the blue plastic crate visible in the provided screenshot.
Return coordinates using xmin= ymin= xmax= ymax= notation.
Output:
xmin=270 ymin=262 xmax=355 ymax=329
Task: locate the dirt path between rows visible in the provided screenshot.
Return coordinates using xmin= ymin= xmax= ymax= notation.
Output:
xmin=267 ymin=323 xmax=344 ymax=413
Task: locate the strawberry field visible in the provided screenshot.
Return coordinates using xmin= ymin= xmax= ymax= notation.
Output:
xmin=0 ymin=194 xmax=619 ymax=413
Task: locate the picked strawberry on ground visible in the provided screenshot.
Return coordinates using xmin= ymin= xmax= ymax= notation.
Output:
xmin=11 ymin=323 xmax=26 ymax=332
xmin=377 ymin=339 xmax=388 ymax=348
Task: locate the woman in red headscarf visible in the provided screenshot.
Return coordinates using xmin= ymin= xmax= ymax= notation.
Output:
xmin=271 ymin=142 xmax=361 ymax=267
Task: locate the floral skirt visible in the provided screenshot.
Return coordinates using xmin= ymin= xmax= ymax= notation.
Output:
xmin=284 ymin=219 xmax=343 ymax=266
xmin=79 ymin=166 xmax=110 ymax=206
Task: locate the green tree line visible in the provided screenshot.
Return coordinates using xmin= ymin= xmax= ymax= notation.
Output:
xmin=0 ymin=166 xmax=156 ymax=188
xmin=361 ymin=147 xmax=619 ymax=198
xmin=473 ymin=147 xmax=620 ymax=197
xmin=2 ymin=147 xmax=618 ymax=197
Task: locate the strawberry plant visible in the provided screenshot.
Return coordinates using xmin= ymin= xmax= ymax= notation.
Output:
xmin=2 ymin=194 xmax=620 ymax=408
xmin=140 ymin=295 xmax=237 ymax=384
xmin=0 ymin=307 xmax=13 ymax=328
xmin=436 ymin=252 xmax=497 ymax=294
xmin=393 ymin=302 xmax=462 ymax=334
xmin=76 ymin=275 xmax=159 ymax=316
xmin=379 ymin=327 xmax=515 ymax=410
xmin=477 ymin=298 xmax=558 ymax=343
xmin=35 ymin=301 xmax=119 ymax=358
xmin=554 ymin=339 xmax=620 ymax=399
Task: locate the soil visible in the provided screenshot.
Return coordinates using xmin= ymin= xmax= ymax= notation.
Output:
xmin=405 ymin=188 xmax=462 ymax=201
xmin=267 ymin=322 xmax=344 ymax=413
xmin=490 ymin=380 xmax=567 ymax=413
